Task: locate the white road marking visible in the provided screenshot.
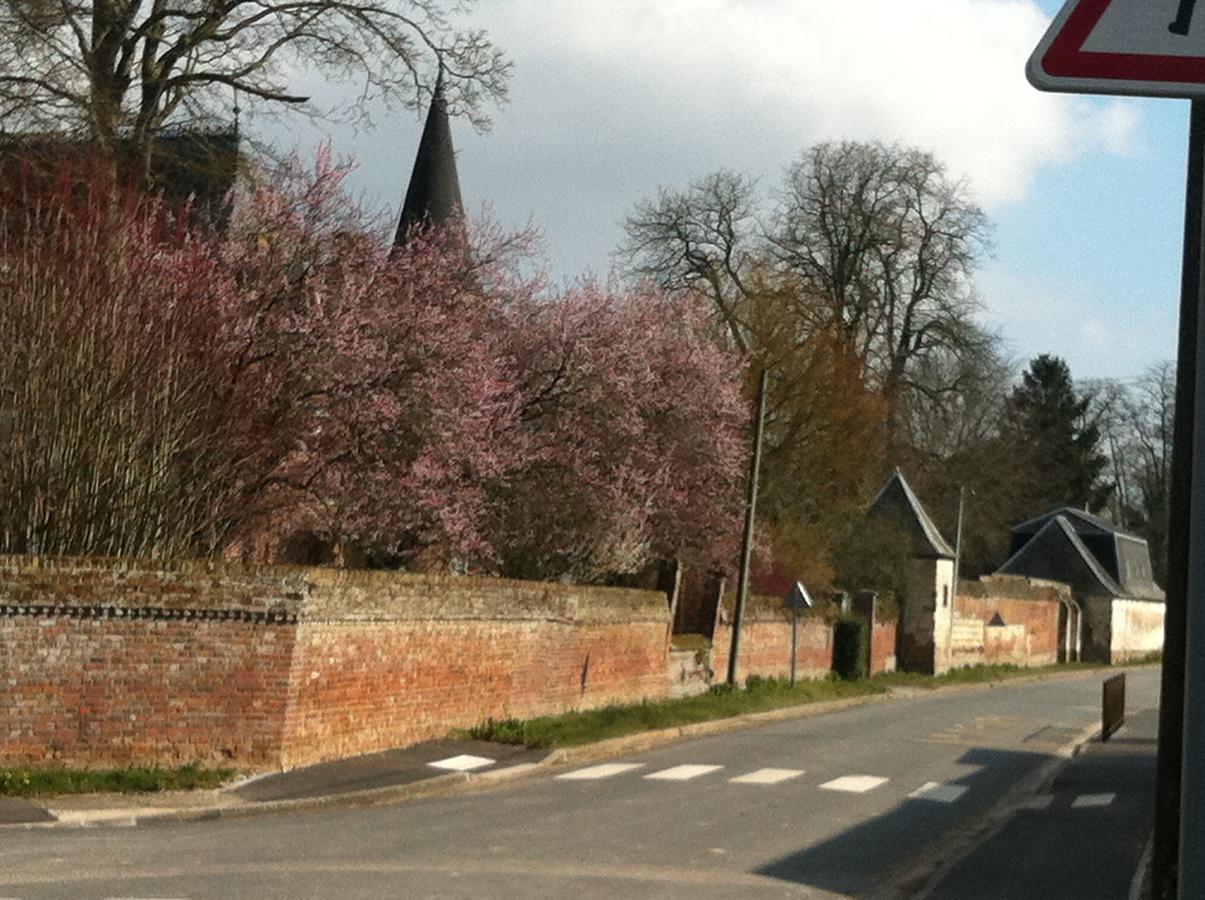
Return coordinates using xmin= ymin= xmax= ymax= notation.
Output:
xmin=819 ymin=775 xmax=889 ymax=794
xmin=730 ymin=768 xmax=805 ymax=785
xmin=644 ymin=765 xmax=724 ymax=781
xmin=908 ymin=782 xmax=969 ymax=803
xmin=427 ymin=754 xmax=495 ymax=772
xmin=556 ymin=763 xmax=645 ymax=780
xmin=1072 ymin=793 xmax=1116 ymax=808
xmin=1020 ymin=795 xmax=1054 ymax=810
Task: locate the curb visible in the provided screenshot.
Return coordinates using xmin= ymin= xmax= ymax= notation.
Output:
xmin=5 ymin=664 xmax=1144 ymax=831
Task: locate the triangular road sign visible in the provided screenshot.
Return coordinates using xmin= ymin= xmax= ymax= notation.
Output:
xmin=1029 ymin=0 xmax=1205 ymax=97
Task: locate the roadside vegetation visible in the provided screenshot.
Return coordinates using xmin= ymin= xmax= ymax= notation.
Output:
xmin=0 ymin=764 xmax=234 ymax=798
xmin=463 ymin=661 xmax=1152 ymax=750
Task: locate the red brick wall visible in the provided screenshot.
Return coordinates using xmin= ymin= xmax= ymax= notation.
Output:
xmin=951 ymin=576 xmax=1065 ymax=668
xmin=0 ymin=556 xmax=670 ymax=771
xmin=711 ymin=596 xmax=833 ymax=683
xmin=870 ymin=619 xmax=897 ymax=675
xmin=0 ymin=556 xmax=303 ymax=768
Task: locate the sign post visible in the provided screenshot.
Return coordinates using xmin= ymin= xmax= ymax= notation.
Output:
xmin=1028 ymin=4 xmax=1205 ymax=895
xmin=785 ymin=581 xmax=814 ymax=686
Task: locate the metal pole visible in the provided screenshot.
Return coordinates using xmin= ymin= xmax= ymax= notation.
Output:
xmin=1153 ymin=98 xmax=1205 ymax=900
xmin=1180 ymin=95 xmax=1205 ymax=900
xmin=728 ymin=366 xmax=768 ymax=687
xmin=791 ymin=609 xmax=798 ymax=686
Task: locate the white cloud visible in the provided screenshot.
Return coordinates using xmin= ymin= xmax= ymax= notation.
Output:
xmin=257 ymin=0 xmax=1143 ymax=279
xmin=472 ymin=0 xmax=1138 ymax=207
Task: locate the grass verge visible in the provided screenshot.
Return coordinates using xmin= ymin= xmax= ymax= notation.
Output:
xmin=0 ymin=764 xmax=236 ymax=798
xmin=462 ymin=660 xmax=1134 ymax=750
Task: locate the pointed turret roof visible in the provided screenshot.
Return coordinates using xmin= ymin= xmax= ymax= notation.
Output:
xmin=394 ymin=73 xmax=463 ymax=245
xmin=865 ymin=470 xmax=955 ymax=560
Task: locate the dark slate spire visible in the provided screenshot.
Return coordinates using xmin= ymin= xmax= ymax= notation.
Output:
xmin=393 ymin=72 xmax=463 ymax=245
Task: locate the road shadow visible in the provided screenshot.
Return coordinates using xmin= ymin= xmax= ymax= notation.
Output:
xmin=752 ymin=744 xmax=1060 ymax=897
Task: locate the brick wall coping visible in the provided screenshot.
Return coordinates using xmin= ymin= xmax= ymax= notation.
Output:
xmin=956 ymin=574 xmax=1072 ymax=603
xmin=0 ymin=554 xmax=669 ymax=625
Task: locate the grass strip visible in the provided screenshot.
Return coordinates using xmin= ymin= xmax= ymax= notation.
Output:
xmin=462 ymin=660 xmax=1142 ymax=749
xmin=0 ymin=764 xmax=235 ymax=798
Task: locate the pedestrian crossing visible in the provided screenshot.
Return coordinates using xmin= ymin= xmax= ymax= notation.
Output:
xmin=426 ymin=753 xmax=1120 ymax=811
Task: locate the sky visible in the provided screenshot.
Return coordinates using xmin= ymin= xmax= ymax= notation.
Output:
xmin=256 ymin=0 xmax=1193 ymax=381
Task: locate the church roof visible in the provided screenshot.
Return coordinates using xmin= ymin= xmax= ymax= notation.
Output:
xmin=0 ymin=126 xmax=240 ymax=231
xmin=865 ymin=470 xmax=955 ymax=560
xmin=394 ymin=76 xmax=463 ymax=244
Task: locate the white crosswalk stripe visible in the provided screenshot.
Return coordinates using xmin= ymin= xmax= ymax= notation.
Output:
xmin=556 ymin=763 xmax=645 ymax=780
xmin=909 ymin=781 xmax=969 ymax=803
xmin=729 ymin=768 xmax=805 ymax=785
xmin=1071 ymin=793 xmax=1116 ymax=808
xmin=644 ymin=764 xmax=724 ymax=781
xmin=819 ymin=775 xmax=889 ymax=794
xmin=427 ymin=754 xmax=495 ymax=772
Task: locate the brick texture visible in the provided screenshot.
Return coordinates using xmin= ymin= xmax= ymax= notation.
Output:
xmin=0 ymin=555 xmax=669 ymax=771
xmin=950 ymin=575 xmax=1065 ymax=669
xmin=711 ymin=596 xmax=834 ymax=683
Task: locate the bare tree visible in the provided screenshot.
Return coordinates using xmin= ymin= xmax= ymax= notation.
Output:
xmin=770 ymin=141 xmax=993 ymax=414
xmin=620 ymin=170 xmax=758 ymax=353
xmin=0 ymin=0 xmax=508 ymax=175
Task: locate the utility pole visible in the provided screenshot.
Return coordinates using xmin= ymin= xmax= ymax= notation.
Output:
xmin=728 ymin=366 xmax=768 ymax=687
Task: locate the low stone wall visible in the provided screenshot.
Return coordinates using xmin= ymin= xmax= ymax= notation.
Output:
xmin=948 ymin=575 xmax=1066 ymax=670
xmin=0 ymin=555 xmax=669 ymax=771
xmin=711 ymin=595 xmax=834 ymax=683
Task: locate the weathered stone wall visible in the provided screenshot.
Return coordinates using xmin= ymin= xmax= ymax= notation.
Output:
xmin=0 ymin=556 xmax=670 ymax=771
xmin=947 ymin=575 xmax=1066 ymax=669
xmin=711 ymin=595 xmax=834 ymax=683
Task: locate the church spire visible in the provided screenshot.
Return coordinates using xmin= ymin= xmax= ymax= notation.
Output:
xmin=393 ymin=68 xmax=463 ymax=245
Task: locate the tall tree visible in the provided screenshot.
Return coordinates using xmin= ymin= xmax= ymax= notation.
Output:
xmin=1003 ymin=354 xmax=1113 ymax=516
xmin=770 ymin=141 xmax=993 ymax=427
xmin=620 ymin=170 xmax=758 ymax=353
xmin=0 ymin=0 xmax=508 ymax=177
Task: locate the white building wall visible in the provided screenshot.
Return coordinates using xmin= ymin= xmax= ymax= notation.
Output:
xmin=1110 ymin=599 xmax=1165 ymax=663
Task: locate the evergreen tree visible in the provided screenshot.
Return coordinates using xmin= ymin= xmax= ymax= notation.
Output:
xmin=1003 ymin=354 xmax=1113 ymax=514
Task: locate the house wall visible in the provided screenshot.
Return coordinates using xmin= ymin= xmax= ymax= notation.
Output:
xmin=1081 ymin=596 xmax=1115 ymax=664
xmin=0 ymin=555 xmax=670 ymax=771
xmin=1110 ymin=599 xmax=1165 ymax=663
xmin=899 ymin=558 xmax=953 ymax=674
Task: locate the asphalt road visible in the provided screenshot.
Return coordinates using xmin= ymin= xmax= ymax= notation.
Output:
xmin=0 ymin=669 xmax=1160 ymax=900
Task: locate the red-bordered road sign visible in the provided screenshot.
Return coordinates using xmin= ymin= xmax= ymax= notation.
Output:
xmin=1029 ymin=0 xmax=1205 ymax=97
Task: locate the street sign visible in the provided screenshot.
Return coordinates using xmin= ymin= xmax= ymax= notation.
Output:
xmin=785 ymin=581 xmax=813 ymax=611
xmin=1029 ymin=0 xmax=1205 ymax=97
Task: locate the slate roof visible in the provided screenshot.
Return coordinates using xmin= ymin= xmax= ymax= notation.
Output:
xmin=0 ymin=126 xmax=240 ymax=231
xmin=394 ymin=76 xmax=463 ymax=245
xmin=998 ymin=509 xmax=1164 ymax=602
xmin=865 ymin=470 xmax=955 ymax=560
